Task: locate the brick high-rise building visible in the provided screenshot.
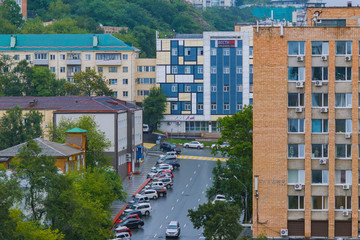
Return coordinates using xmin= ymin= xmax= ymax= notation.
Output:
xmin=253 ymin=6 xmax=360 ymax=238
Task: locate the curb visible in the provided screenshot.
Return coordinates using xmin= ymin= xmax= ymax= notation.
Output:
xmin=112 ymin=178 xmax=151 ymax=224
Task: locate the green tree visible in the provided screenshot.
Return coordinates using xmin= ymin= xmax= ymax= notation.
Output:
xmin=142 ymin=86 xmax=166 ymax=130
xmin=188 ymin=201 xmax=243 ymax=240
xmin=47 ymin=0 xmax=70 ymax=20
xmin=46 ymin=18 xmax=88 ymax=34
xmin=0 ymin=14 xmax=18 ymax=34
xmin=25 ymin=67 xmax=66 ymax=96
xmin=0 ymin=0 xmax=24 ymax=27
xmin=50 ymin=115 xmax=111 ymax=168
xmin=64 ymin=69 xmax=112 ymax=96
xmin=0 ymin=105 xmax=43 ymax=150
xmin=22 ymin=18 xmax=48 ymax=34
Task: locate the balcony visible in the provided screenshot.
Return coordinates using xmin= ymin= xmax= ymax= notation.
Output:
xmin=96 ymin=53 xmax=121 ymax=66
xmin=33 ymin=59 xmax=49 ymax=65
xmin=67 ymin=65 xmax=81 ymax=77
xmin=66 ymin=53 xmax=81 ymax=65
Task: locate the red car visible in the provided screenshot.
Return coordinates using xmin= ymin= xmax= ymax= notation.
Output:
xmin=113 ymin=225 xmax=132 ymax=236
xmin=115 ymin=214 xmax=139 ymax=224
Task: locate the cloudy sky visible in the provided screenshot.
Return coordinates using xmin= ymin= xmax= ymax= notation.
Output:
xmin=320 ymin=0 xmax=360 ymax=6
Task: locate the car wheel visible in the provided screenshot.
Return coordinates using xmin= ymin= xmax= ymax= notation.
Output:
xmin=160 ymin=192 xmax=164 ymax=197
xmin=145 ymin=211 xmax=150 ymax=216
xmin=153 ymin=195 xmax=157 ymax=199
xmin=185 ymin=145 xmax=189 ymax=148
xmin=197 ymin=146 xmax=200 ymax=149
xmin=166 ymin=185 xmax=170 ymax=189
xmin=138 ymin=224 xmax=142 ymax=228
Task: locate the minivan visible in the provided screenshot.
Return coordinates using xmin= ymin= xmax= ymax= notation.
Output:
xmin=124 ymin=203 xmax=152 ymax=216
xmin=128 ymin=195 xmax=149 ymax=205
xmin=115 ymin=231 xmax=131 ymax=239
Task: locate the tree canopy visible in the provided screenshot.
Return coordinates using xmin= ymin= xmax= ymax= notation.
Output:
xmin=142 ymin=86 xmax=167 ymax=130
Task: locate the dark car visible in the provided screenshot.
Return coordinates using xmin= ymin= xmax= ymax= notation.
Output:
xmin=160 ymin=142 xmax=181 ymax=154
xmin=115 ymin=214 xmax=139 ymax=224
xmin=151 ymin=186 xmax=167 ymax=197
xmin=120 ymin=218 xmax=144 ymax=229
xmin=121 ymin=209 xmax=142 ymax=218
xmin=163 ymin=160 xmax=180 ymax=169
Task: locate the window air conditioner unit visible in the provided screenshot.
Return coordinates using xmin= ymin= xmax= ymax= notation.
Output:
xmin=280 ymin=229 xmax=288 ymax=237
xmin=345 ymin=55 xmax=352 ymax=61
xmin=294 ymin=184 xmax=302 ymax=190
xmin=319 ymin=159 xmax=327 ymax=165
xmin=345 ymin=133 xmax=352 ymax=139
xmin=343 ymin=210 xmax=351 ymax=217
xmin=295 ymin=107 xmax=303 ymax=113
xmin=295 ymin=81 xmax=304 ymax=88
xmin=343 ymin=184 xmax=350 ymax=190
xmin=321 ymin=55 xmax=328 ymax=61
xmin=320 ymin=107 xmax=328 ymax=113
xmin=297 ymin=55 xmax=305 ymax=62
xmin=315 ymin=80 xmax=322 ymax=87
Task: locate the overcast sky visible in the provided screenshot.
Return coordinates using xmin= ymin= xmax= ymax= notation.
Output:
xmin=321 ymin=0 xmax=360 ymax=6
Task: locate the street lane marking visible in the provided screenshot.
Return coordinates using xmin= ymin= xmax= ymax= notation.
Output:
xmin=190 ymin=177 xmax=192 ymax=181
xmin=176 ymin=199 xmax=179 ymax=202
xmin=160 ymin=225 xmax=162 ymax=229
xmin=194 ymin=171 xmax=196 ymax=174
xmin=198 ymin=198 xmax=200 ymax=202
xmin=154 ymin=234 xmax=157 ymax=238
xmin=166 ymin=216 xmax=168 ymax=219
xmin=184 ymin=224 xmax=187 ymax=228
xmin=206 ymin=184 xmax=208 ymax=187
xmin=209 ymin=177 xmax=212 ymax=180
xmin=171 ymin=207 xmax=174 ymax=211
xmin=182 ymin=191 xmax=184 ymax=195
xmin=202 ymin=191 xmax=204 ymax=194
xmin=193 ymin=206 xmax=196 ymax=209
xmin=198 ymin=164 xmax=200 ymax=167
xmin=178 ymin=155 xmax=228 ymax=161
xmin=186 ymin=184 xmax=188 ymax=188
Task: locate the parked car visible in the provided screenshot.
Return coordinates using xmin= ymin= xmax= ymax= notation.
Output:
xmin=147 ymin=170 xmax=173 ymax=179
xmin=124 ymin=203 xmax=152 ymax=216
xmin=183 ymin=141 xmax=204 ymax=149
xmin=115 ymin=214 xmax=139 ymax=224
xmin=146 ymin=181 xmax=166 ymax=189
xmin=143 ymin=124 xmax=150 ymax=133
xmin=159 ymin=178 xmax=173 ymax=189
xmin=138 ymin=189 xmax=158 ymax=199
xmin=113 ymin=225 xmax=132 ymax=235
xmin=119 ymin=218 xmax=144 ymax=229
xmin=153 ymin=172 xmax=173 ymax=180
xmin=211 ymin=142 xmax=230 ymax=150
xmin=157 ymin=163 xmax=174 ymax=171
xmin=127 ymin=195 xmax=149 ymax=205
xmin=165 ymin=221 xmax=181 ymax=238
xmin=151 ymin=186 xmax=167 ymax=197
xmin=212 ymin=194 xmax=227 ymax=204
xmin=163 ymin=160 xmax=180 ymax=169
xmin=157 ymin=154 xmax=177 ymax=164
xmin=114 ymin=231 xmax=131 ymax=239
xmin=120 ymin=210 xmax=142 ymax=218
xmin=160 ymin=142 xmax=181 ymax=154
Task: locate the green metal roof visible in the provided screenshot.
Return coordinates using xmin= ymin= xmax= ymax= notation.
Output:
xmin=0 ymin=34 xmax=135 ymax=52
xmin=65 ymin=127 xmax=88 ymax=133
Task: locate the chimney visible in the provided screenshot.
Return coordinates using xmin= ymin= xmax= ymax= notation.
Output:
xmin=93 ymin=35 xmax=99 ymax=47
xmin=65 ymin=127 xmax=87 ymax=150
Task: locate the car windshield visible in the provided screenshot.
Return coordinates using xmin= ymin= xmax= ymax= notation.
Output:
xmin=168 ymin=225 xmax=178 ymax=229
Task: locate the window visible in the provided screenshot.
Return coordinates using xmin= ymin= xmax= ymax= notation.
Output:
xmin=335 ymin=67 xmax=352 ymax=81
xmin=96 ymin=53 xmax=121 ymax=60
xmin=312 ymin=196 xmax=328 ymax=210
xmin=172 ymin=48 xmax=178 ymax=56
xmin=236 ymin=67 xmax=243 ymax=74
xmin=335 ymin=41 xmax=352 ymax=55
xmin=249 ymin=46 xmax=253 ymax=57
xmin=50 ymin=54 xmax=55 ymax=60
xmin=250 ymin=65 xmax=253 ymax=74
xmin=236 ymin=85 xmax=243 ymax=92
xmin=85 ymin=54 xmax=91 ymax=60
xmin=171 ymin=103 xmax=178 ymax=110
xmin=171 ymin=85 xmax=178 ymax=92
xmin=14 ymin=55 xmax=19 ymax=60
xmin=335 ymin=144 xmax=352 ymax=158
xmin=185 ymin=85 xmax=191 ymax=92
xmin=288 ymin=196 xmax=304 ymax=210
xmin=288 ymin=41 xmax=305 ymax=55
xmin=288 ymin=144 xmax=305 ymax=158
xmin=185 ymin=103 xmax=191 ymax=110
xmin=312 ymin=93 xmax=328 ymax=107
xmin=312 ymin=119 xmax=328 ymax=133
xmin=197 ymin=85 xmax=203 ymax=92
xmin=50 ymin=67 xmax=55 ymax=73
xmin=211 ymin=67 xmax=217 ymax=74
xmin=224 ymin=104 xmax=230 ymax=110
xmin=60 ymin=54 xmax=65 ymax=60
xmin=185 ymin=66 xmax=191 ymax=74
xmin=335 ymin=93 xmax=352 ymax=107
xmin=198 ymin=66 xmax=203 ymax=74
xmin=236 ymin=48 xmax=242 ymax=55
xmin=312 ymin=67 xmax=328 ymax=81
xmin=312 ymin=170 xmax=329 ymax=184
xmin=123 ymin=54 xmax=128 ymax=60
xmin=335 ymin=170 xmax=352 ymax=185
xmin=185 ymin=48 xmax=191 ymax=56
xmin=223 ymin=67 xmax=230 ymax=74
xmin=312 ymin=41 xmax=329 ymax=55
xmin=123 ymin=79 xmax=128 ymax=85
xmin=113 ymin=91 xmax=118 ymax=97
xmin=288 ymin=119 xmax=304 ymax=133
xmin=137 ymin=90 xmax=149 ymax=97
xmin=236 ymin=104 xmax=242 ymax=110
xmin=172 ymin=66 xmax=178 ymax=74
xmin=85 ymin=67 xmax=90 ymax=70
xmin=25 ymin=55 xmax=31 ymax=60
xmin=211 ymin=86 xmax=217 ymax=92
xmin=109 ymin=79 xmax=118 ymax=85
xmin=109 ymin=67 xmax=117 ymax=72
xmin=312 ymin=144 xmax=328 ymax=158
xmin=335 ymin=196 xmax=351 ymax=210
xmin=98 ymin=67 xmax=103 ymax=73
xmin=223 ymin=48 xmax=230 ymax=56
xmin=211 ymin=48 xmax=216 ymax=56
xmin=198 ymin=48 xmax=203 ymax=56
xmin=223 ymin=86 xmax=229 ymax=92
xmin=288 ymin=170 xmax=305 ymax=184
xmin=211 ymin=103 xmax=217 ymax=110
xmin=138 ymin=78 xmax=156 ymax=84
xmin=288 ymin=67 xmax=305 ymax=81
xmin=60 ymin=67 xmax=65 ymax=73
xmin=335 ymin=119 xmax=352 ymax=133
xmin=123 ymin=67 xmax=128 ymax=72
xmin=198 ymin=103 xmax=203 ymax=110
xmin=123 ymin=91 xmax=128 ymax=97
xmin=288 ymin=93 xmax=304 ymax=107
xmin=34 ymin=53 xmax=48 ymax=60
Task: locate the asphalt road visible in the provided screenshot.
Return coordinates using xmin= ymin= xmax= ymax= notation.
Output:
xmin=129 ymin=158 xmax=217 ymax=240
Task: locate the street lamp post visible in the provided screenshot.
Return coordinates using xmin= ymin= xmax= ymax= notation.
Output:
xmin=234 ymin=175 xmax=248 ymax=223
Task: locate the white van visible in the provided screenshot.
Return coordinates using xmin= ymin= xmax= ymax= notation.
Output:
xmin=114 ymin=232 xmax=131 ymax=239
xmin=143 ymin=124 xmax=149 ymax=133
xmin=124 ymin=203 xmax=152 ymax=216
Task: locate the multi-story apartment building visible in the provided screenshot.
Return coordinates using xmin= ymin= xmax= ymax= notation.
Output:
xmin=0 ymin=0 xmax=27 ymax=18
xmin=186 ymin=0 xmax=235 ymax=7
xmin=135 ymin=58 xmax=156 ymax=103
xmin=156 ymin=31 xmax=252 ymax=133
xmin=0 ymin=34 xmax=139 ymax=102
xmin=253 ymin=6 xmax=360 ymax=239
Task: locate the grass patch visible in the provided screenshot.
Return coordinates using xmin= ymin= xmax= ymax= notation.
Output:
xmin=153 ymin=130 xmax=165 ymax=134
xmin=166 ymin=139 xmax=217 ymax=147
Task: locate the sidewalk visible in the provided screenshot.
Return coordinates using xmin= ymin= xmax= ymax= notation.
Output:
xmin=110 ymin=147 xmax=162 ymax=220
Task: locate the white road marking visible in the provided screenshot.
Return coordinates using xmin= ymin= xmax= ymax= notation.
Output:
xmin=209 ymin=177 xmax=212 ymax=180
xmin=194 ymin=171 xmax=196 ymax=174
xmin=160 ymin=225 xmax=162 ymax=229
xmin=202 ymin=191 xmax=204 ymax=194
xmin=171 ymin=206 xmax=174 ymax=211
xmin=198 ymin=164 xmax=200 ymax=167
xmin=206 ymin=184 xmax=208 ymax=187
xmin=193 ymin=206 xmax=196 ymax=209
xmin=176 ymin=199 xmax=179 ymax=202
xmin=198 ymin=198 xmax=200 ymax=202
xmin=154 ymin=234 xmax=157 ymax=238
xmin=184 ymin=224 xmax=187 ymax=228
xmin=182 ymin=191 xmax=184 ymax=195
xmin=190 ymin=177 xmax=192 ymax=181
xmin=166 ymin=216 xmax=168 ymax=219
xmin=186 ymin=184 xmax=189 ymax=188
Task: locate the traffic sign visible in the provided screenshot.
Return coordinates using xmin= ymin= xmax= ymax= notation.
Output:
xmin=158 ymin=135 xmax=162 ymax=140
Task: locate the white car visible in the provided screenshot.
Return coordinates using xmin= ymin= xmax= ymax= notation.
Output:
xmin=143 ymin=124 xmax=149 ymax=133
xmin=124 ymin=202 xmax=152 ymax=216
xmin=138 ymin=189 xmax=158 ymax=199
xmin=166 ymin=221 xmax=181 ymax=238
xmin=212 ymin=194 xmax=227 ymax=204
xmin=211 ymin=142 xmax=230 ymax=150
xmin=114 ymin=232 xmax=131 ymax=239
xmin=183 ymin=141 xmax=204 ymax=149
xmin=157 ymin=163 xmax=174 ymax=170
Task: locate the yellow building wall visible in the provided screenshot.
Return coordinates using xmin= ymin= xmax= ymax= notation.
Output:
xmin=135 ymin=58 xmax=156 ymax=103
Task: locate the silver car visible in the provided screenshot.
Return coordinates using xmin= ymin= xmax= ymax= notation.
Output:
xmin=166 ymin=221 xmax=180 ymax=238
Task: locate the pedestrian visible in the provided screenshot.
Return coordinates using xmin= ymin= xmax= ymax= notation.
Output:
xmin=128 ymin=172 xmax=133 ymax=180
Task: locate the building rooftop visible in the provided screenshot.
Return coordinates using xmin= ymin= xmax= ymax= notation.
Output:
xmin=65 ymin=127 xmax=88 ymax=133
xmin=0 ymin=138 xmax=83 ymax=157
xmin=174 ymin=33 xmax=203 ymax=39
xmin=0 ymin=34 xmax=135 ymax=52
xmin=0 ymin=96 xmax=139 ymax=113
